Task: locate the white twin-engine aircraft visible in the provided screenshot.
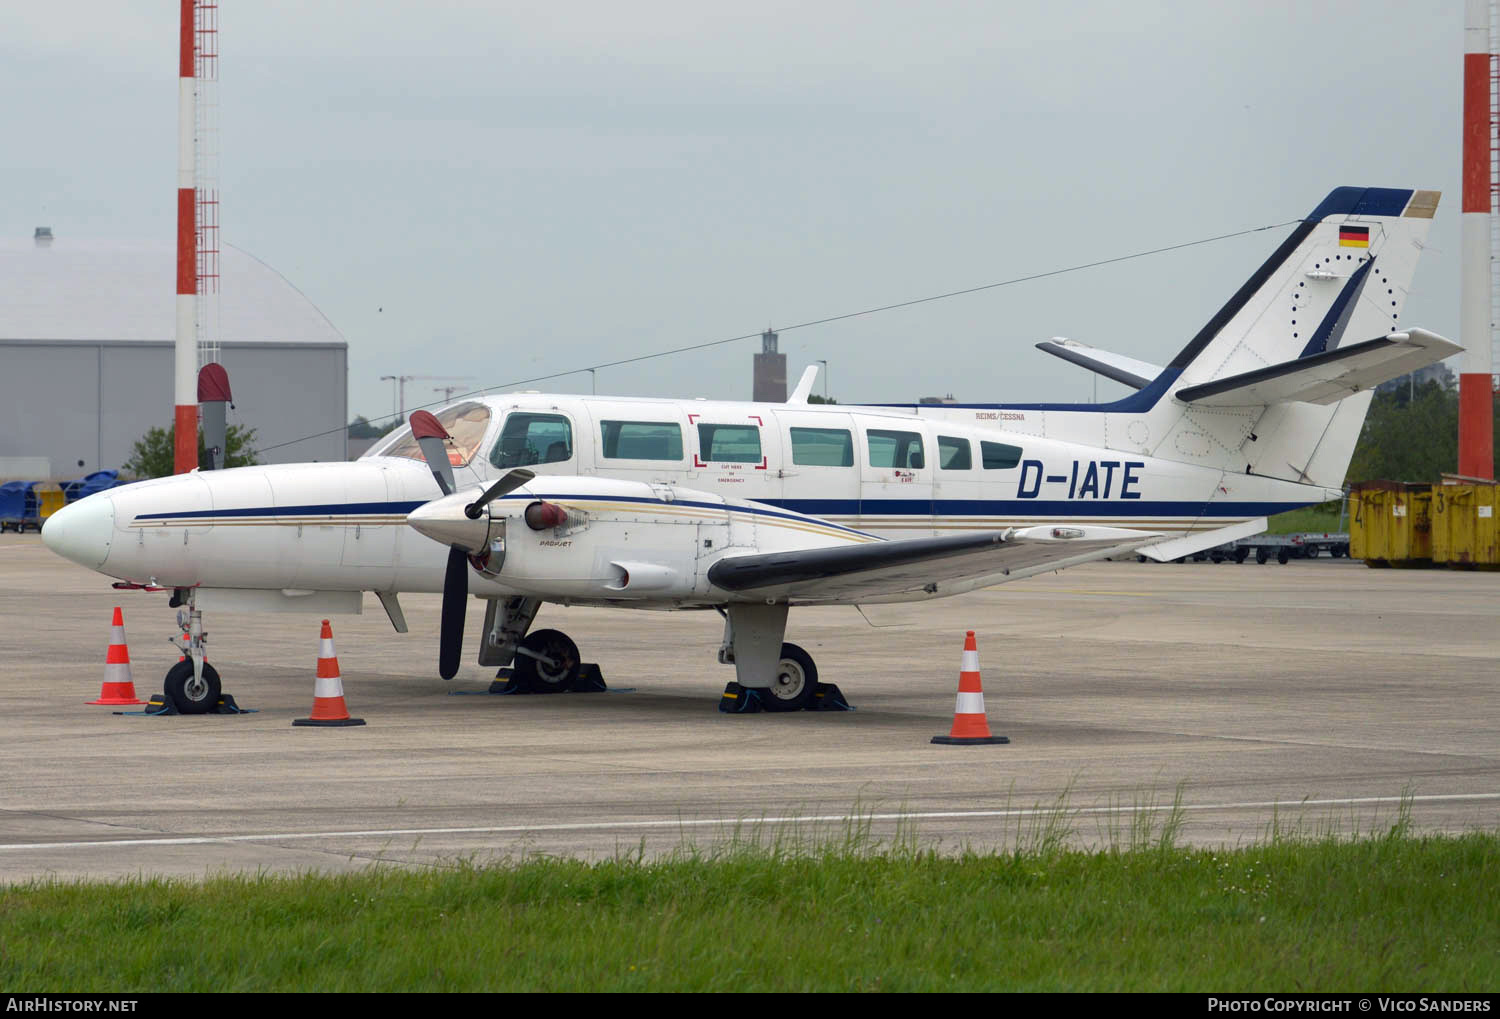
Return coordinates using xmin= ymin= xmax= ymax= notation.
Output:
xmin=43 ymin=186 xmax=1457 ymax=713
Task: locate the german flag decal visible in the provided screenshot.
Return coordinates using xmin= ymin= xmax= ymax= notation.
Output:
xmin=1339 ymin=225 xmax=1370 ymax=248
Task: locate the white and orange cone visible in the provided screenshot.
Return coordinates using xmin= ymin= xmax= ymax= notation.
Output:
xmin=88 ymin=607 xmax=146 ymax=706
xmin=293 ymin=619 xmax=365 ymax=727
xmin=931 ymin=630 xmax=1009 ymax=745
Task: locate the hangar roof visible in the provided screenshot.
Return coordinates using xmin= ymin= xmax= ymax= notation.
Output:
xmin=0 ymin=238 xmax=345 ymax=346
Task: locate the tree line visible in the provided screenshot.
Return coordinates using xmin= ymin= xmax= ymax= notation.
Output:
xmin=1346 ymin=379 xmax=1498 ymax=484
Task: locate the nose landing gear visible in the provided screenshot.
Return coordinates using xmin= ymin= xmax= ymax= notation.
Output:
xmin=158 ymin=587 xmax=235 ymax=714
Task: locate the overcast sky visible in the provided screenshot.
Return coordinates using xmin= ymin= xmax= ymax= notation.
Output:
xmin=0 ymin=2 xmax=1467 ymax=440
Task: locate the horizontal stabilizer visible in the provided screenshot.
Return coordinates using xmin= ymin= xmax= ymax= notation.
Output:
xmin=1034 ymin=337 xmax=1163 ymax=391
xmin=1139 ymin=517 xmax=1268 ymax=563
xmin=1174 ymin=329 xmax=1461 ymax=407
xmin=707 ymin=524 xmax=1162 ymax=601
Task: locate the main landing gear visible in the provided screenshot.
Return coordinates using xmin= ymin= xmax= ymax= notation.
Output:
xmin=478 ymin=598 xmax=599 ymax=694
xmin=513 ymin=628 xmax=582 ymax=691
xmin=716 ymin=604 xmax=851 ymax=713
xmin=470 ymin=597 xmax=847 ymax=710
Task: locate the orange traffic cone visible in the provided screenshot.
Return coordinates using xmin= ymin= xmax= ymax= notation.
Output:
xmin=931 ymin=631 xmax=1008 ymax=745
xmin=293 ymin=619 xmax=365 ymax=727
xmin=88 ymin=607 xmax=146 ymax=705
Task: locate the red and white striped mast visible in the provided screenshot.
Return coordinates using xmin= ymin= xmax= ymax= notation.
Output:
xmin=173 ymin=0 xmax=198 ymax=474
xmin=1460 ymin=0 xmax=1494 ymax=480
xmin=173 ymin=2 xmax=220 ymax=474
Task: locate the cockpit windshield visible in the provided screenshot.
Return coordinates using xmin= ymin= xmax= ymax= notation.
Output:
xmin=374 ymin=402 xmax=492 ymax=467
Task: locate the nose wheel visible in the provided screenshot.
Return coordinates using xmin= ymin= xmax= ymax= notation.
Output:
xmin=159 ymin=588 xmax=230 ymax=714
xmin=163 ymin=658 xmax=222 ymax=714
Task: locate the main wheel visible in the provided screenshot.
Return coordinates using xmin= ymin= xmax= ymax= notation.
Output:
xmin=513 ymin=629 xmax=581 ymax=693
xmin=761 ymin=643 xmax=818 ymax=712
xmin=163 ymin=659 xmax=222 ymax=714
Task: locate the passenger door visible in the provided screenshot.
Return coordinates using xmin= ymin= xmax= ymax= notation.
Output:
xmin=855 ymin=419 xmax=934 ymax=537
xmin=772 ymin=410 xmax=860 ymax=526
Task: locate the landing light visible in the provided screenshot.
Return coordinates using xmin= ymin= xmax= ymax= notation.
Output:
xmin=1051 ymin=527 xmax=1084 ymax=539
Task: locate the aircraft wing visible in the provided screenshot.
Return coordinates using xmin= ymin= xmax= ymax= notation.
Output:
xmin=707 ymin=524 xmax=1162 ymax=603
xmin=1174 ymin=329 xmax=1461 ymax=407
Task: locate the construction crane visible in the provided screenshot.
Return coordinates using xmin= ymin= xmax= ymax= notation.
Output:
xmin=378 ymin=375 xmax=478 ymax=419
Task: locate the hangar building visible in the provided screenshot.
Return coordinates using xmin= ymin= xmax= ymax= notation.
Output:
xmin=0 ymin=233 xmax=347 ymax=477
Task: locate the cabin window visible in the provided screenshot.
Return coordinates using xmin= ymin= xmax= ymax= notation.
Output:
xmin=697 ymin=423 xmax=762 ymax=463
xmin=789 ymin=427 xmax=853 ymax=467
xmin=489 ymin=413 xmax=573 ymax=469
xmin=378 ymin=402 xmax=492 ymax=467
xmin=981 ymin=441 xmax=1024 ymax=470
xmin=867 ymin=429 xmax=925 ymax=469
xmin=600 ymin=420 xmax=684 ymax=461
xmin=938 ymin=435 xmax=972 ymax=470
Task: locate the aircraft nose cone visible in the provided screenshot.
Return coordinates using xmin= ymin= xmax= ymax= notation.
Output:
xmin=41 ymin=492 xmax=115 ymax=570
xmin=406 ymin=494 xmax=490 ymax=553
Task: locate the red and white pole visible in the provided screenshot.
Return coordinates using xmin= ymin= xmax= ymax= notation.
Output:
xmin=174 ymin=0 xmax=198 ymax=475
xmin=1460 ymin=0 xmax=1494 ymax=480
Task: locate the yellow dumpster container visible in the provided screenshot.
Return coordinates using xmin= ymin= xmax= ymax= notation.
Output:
xmin=1351 ymin=481 xmax=1432 ymax=567
xmin=1477 ymin=484 xmax=1500 ymax=567
xmin=1432 ymin=482 xmax=1500 ymax=568
xmin=1351 ymin=482 xmax=1393 ymax=565
xmin=1433 ymin=484 xmax=1469 ymax=565
xmin=36 ymin=485 xmax=64 ymax=522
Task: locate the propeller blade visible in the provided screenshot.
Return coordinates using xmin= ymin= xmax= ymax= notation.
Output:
xmin=439 ymin=546 xmax=467 ymax=679
xmin=409 ymin=410 xmax=455 ymax=496
xmin=465 ymin=468 xmax=536 ymax=519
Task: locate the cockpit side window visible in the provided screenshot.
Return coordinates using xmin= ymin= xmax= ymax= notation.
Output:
xmin=490 ymin=413 xmax=574 ymax=469
xmin=377 ymin=402 xmax=492 ymax=467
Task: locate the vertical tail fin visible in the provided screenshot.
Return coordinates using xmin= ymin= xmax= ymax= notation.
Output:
xmin=1143 ymin=187 xmax=1443 ymax=487
xmin=1167 ymin=187 xmax=1439 ymax=393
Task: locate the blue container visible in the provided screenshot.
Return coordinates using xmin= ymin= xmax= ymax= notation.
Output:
xmin=61 ymin=470 xmax=121 ymax=504
xmin=0 ymin=480 xmax=41 ymax=532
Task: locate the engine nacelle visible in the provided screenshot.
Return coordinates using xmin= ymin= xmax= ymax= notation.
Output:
xmin=410 ymin=474 xmax=838 ymax=604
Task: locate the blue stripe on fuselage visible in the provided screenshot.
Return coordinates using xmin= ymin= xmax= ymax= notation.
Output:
xmin=766 ymin=499 xmax=1305 ymax=518
xmin=133 ymin=495 xmax=1309 ymax=526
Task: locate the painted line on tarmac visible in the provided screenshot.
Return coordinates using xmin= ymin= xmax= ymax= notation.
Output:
xmin=0 ymin=792 xmax=1495 ymax=852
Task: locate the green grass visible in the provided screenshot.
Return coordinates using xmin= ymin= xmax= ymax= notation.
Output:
xmin=2 ymin=811 xmax=1496 ymax=992
xmin=1267 ymin=500 xmax=1346 ymax=535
